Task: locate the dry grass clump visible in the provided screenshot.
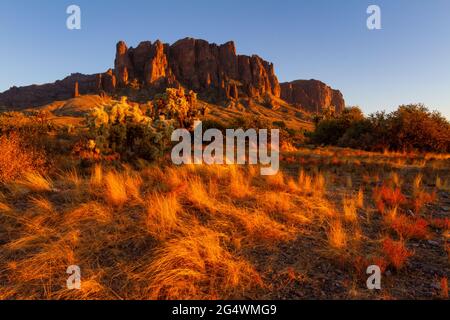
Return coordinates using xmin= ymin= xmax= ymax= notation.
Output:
xmin=387 ymin=215 xmax=430 ymax=240
xmin=234 ymin=208 xmax=294 ymax=245
xmin=343 ymin=196 xmax=358 ymax=222
xmin=265 ymin=171 xmax=285 ymax=189
xmin=328 ymin=219 xmax=347 ymax=249
xmin=289 ymin=169 xmax=326 ymax=196
xmin=103 ymin=170 xmax=142 ymax=206
xmin=2 ymin=231 xmax=78 ymax=299
xmin=12 ymin=172 xmax=53 ymax=193
xmin=261 ymin=192 xmax=294 ymax=215
xmin=64 ymin=201 xmax=112 ymax=224
xmin=139 ymin=228 xmax=262 ymax=299
xmin=229 ymin=166 xmax=252 ymax=198
xmin=29 ymin=196 xmax=55 ymax=214
xmin=90 ymin=164 xmax=103 ymax=187
xmin=104 ymin=171 xmax=128 ymax=206
xmin=410 ymin=190 xmax=436 ymax=214
xmin=382 ymin=238 xmax=414 ymax=270
xmin=185 ymin=176 xmax=217 ymax=212
xmin=373 ymin=185 xmax=407 ymax=214
xmin=146 ymin=193 xmax=182 ymax=241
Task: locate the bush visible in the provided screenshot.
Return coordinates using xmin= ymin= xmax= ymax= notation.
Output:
xmin=153 ymin=87 xmax=205 ymax=128
xmin=85 ymin=88 xmax=203 ymax=162
xmin=0 ymin=132 xmax=47 ymax=184
xmin=388 ymin=104 xmax=450 ymax=152
xmin=86 ymin=97 xmax=172 ymax=161
xmin=0 ymin=111 xmax=54 ymax=146
xmin=310 ymin=107 xmax=364 ymax=146
xmin=310 ymin=104 xmax=450 ymax=153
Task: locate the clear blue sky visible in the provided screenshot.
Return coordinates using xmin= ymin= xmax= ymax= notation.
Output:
xmin=1 ymin=0 xmax=449 ymax=118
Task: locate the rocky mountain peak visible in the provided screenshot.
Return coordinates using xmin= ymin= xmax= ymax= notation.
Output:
xmin=0 ymin=38 xmax=345 ymax=114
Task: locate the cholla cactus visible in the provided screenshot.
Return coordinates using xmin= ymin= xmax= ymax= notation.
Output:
xmin=90 ymin=106 xmax=109 ymax=128
xmin=85 ymin=90 xmax=203 ymax=162
xmin=154 ymin=87 xmax=203 ymax=128
xmin=86 ymin=96 xmax=175 ymax=161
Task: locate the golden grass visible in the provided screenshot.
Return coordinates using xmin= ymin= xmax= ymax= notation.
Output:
xmin=0 ymin=144 xmax=448 ymax=300
xmin=266 ymin=171 xmax=285 ymax=189
xmin=13 ymin=172 xmax=53 ymax=193
xmin=356 ymin=188 xmax=364 ymax=209
xmin=30 ymin=196 xmax=55 ymax=214
xmin=328 ymin=219 xmax=347 ymax=249
xmin=229 ymin=166 xmax=252 ymax=198
xmin=295 ymin=169 xmax=326 ymax=196
xmin=343 ymin=197 xmax=358 ymax=222
xmin=104 ymin=171 xmax=128 ymax=206
xmin=90 ymin=164 xmax=103 ymax=187
xmin=413 ymin=173 xmax=423 ymax=194
xmin=138 ymin=228 xmax=263 ymax=300
xmin=65 ymin=169 xmax=82 ymax=189
xmin=146 ymin=194 xmax=182 ymax=241
xmin=65 ymin=201 xmax=112 ymax=224
xmin=186 ymin=176 xmax=217 ymax=212
xmin=102 ymin=170 xmax=142 ymax=206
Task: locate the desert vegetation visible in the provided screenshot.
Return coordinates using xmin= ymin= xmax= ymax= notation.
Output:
xmin=310 ymin=104 xmax=450 ymax=153
xmin=0 ymin=94 xmax=449 ymax=300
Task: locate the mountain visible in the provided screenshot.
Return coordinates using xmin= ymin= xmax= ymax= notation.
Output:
xmin=0 ymin=38 xmax=345 ymax=114
xmin=280 ymin=80 xmax=345 ymax=114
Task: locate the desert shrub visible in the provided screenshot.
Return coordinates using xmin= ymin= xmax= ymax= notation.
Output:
xmin=0 ymin=111 xmax=54 ymax=147
xmin=232 ymin=115 xmax=272 ymax=130
xmin=153 ymin=87 xmax=205 ymax=128
xmin=0 ymin=132 xmax=47 ymax=183
xmin=86 ymin=97 xmax=173 ymax=162
xmin=310 ymin=104 xmax=450 ymax=153
xmin=85 ymin=88 xmax=203 ymax=162
xmin=201 ymin=119 xmax=228 ymax=133
xmin=382 ymin=238 xmax=413 ymax=270
xmin=309 ymin=107 xmax=364 ymax=145
xmin=231 ymin=115 xmax=304 ymax=145
xmin=387 ymin=104 xmax=450 ymax=152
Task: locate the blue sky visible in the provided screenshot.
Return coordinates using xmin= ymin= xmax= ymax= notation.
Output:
xmin=1 ymin=0 xmax=449 ymax=118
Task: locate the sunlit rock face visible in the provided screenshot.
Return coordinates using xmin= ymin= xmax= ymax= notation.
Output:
xmin=114 ymin=38 xmax=281 ymax=100
xmin=0 ymin=38 xmax=344 ymax=113
xmin=280 ymin=80 xmax=345 ymax=114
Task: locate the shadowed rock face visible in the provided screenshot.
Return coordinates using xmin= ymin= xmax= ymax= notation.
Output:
xmin=0 ymin=38 xmax=344 ymax=114
xmin=280 ymin=80 xmax=345 ymax=114
xmin=0 ymin=73 xmax=104 ymax=108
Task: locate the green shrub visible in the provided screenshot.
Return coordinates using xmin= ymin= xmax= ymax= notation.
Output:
xmin=310 ymin=104 xmax=450 ymax=153
xmin=86 ymin=88 xmax=203 ymax=162
xmin=87 ymin=97 xmax=171 ymax=161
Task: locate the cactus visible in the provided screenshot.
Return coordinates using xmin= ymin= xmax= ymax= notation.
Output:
xmin=86 ymin=88 xmax=202 ymax=161
xmin=154 ymin=87 xmax=204 ymax=129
